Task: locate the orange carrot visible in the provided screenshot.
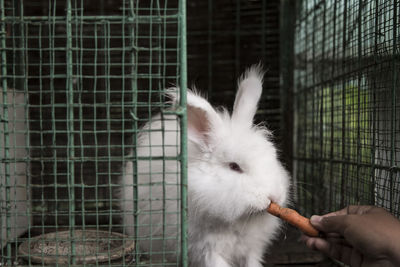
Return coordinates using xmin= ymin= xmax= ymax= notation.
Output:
xmin=267 ymin=202 xmax=319 ymax=237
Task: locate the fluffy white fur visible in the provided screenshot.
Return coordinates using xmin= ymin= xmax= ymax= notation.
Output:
xmin=121 ymin=65 xmax=290 ymax=266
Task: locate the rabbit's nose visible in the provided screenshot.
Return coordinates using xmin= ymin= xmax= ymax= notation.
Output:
xmin=265 ymin=198 xmax=272 ymax=209
xmin=251 ymin=191 xmax=270 ymax=209
xmin=269 ymin=194 xmax=283 ymax=206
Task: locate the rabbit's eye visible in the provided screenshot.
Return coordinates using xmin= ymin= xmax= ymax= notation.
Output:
xmin=228 ymin=162 xmax=243 ymax=173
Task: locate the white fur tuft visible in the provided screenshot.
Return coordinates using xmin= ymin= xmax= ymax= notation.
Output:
xmin=232 ymin=64 xmax=265 ymax=128
xmin=164 ymin=87 xmax=179 ymax=105
xmin=238 ymin=62 xmax=265 ymax=86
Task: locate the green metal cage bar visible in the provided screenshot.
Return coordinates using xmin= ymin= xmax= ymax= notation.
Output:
xmin=178 ymin=0 xmax=188 ymax=265
xmin=1 ymin=0 xmax=12 ymax=264
xmin=66 ymin=0 xmax=77 ymax=264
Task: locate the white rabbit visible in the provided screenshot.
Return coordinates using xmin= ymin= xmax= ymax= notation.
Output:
xmin=121 ymin=64 xmax=290 ymax=266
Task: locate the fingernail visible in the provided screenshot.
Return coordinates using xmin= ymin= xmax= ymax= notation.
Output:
xmin=310 ymin=215 xmax=322 ymax=224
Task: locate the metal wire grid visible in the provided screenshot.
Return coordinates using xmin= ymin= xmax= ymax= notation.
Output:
xmin=294 ymin=0 xmax=400 ymax=217
xmin=0 ymin=0 xmax=187 ymax=266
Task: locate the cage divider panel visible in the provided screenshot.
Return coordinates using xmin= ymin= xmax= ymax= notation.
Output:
xmin=1 ymin=0 xmax=187 ymax=266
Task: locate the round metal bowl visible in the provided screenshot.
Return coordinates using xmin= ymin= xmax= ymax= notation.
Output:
xmin=18 ymin=230 xmax=135 ymax=265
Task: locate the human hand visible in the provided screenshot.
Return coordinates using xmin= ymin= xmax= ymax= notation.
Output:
xmin=301 ymin=205 xmax=400 ymax=267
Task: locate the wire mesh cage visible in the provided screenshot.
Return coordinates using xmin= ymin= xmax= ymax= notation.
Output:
xmin=0 ymin=0 xmax=187 ymax=266
xmin=294 ymin=0 xmax=400 ymax=217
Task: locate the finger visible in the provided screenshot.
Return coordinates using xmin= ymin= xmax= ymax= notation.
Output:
xmin=313 ymin=206 xmax=355 ymax=218
xmin=325 ymin=236 xmax=350 ymax=247
xmin=308 ymin=237 xmax=333 ymax=255
xmin=307 ymin=236 xmax=349 ymax=247
xmin=321 ymin=207 xmax=350 ymax=217
xmin=318 ymin=205 xmax=376 ymax=218
xmin=304 ymin=237 xmax=341 ymax=249
xmin=310 ymin=215 xmax=349 ymax=234
xmin=323 ymin=232 xmax=341 ymax=238
xmin=345 ymin=205 xmax=376 ymax=215
xmin=304 ymin=237 xmax=327 ymax=251
xmin=299 ymin=234 xmax=309 ymax=243
xmin=309 ymin=237 xmax=363 ymax=267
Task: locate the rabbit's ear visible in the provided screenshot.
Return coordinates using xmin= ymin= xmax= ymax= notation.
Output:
xmin=232 ymin=64 xmax=264 ymax=128
xmin=185 ymin=90 xmax=220 ymax=147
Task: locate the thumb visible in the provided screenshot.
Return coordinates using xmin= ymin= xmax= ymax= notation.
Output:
xmin=310 ymin=215 xmax=349 ymax=235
